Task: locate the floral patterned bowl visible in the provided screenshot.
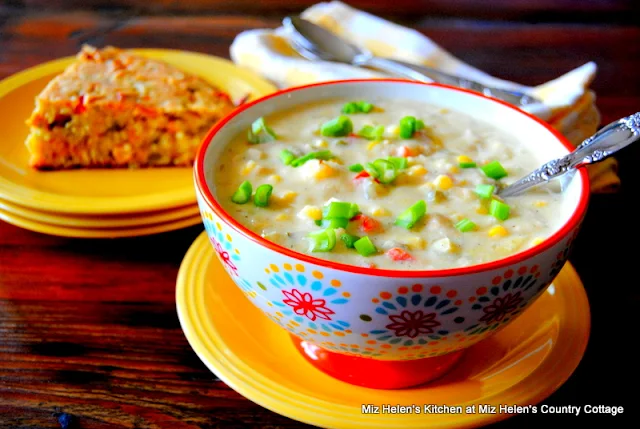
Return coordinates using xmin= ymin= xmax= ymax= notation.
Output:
xmin=194 ymin=80 xmax=589 ymax=388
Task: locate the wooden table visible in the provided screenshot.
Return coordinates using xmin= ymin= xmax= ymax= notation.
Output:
xmin=1 ymin=1 xmax=637 ymax=428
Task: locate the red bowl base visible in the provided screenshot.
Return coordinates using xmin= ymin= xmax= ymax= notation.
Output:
xmin=290 ymin=334 xmax=464 ymax=389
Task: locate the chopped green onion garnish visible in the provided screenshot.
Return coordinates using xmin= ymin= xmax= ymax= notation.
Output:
xmin=481 ymin=161 xmax=508 ymax=180
xmin=231 ymin=181 xmax=252 ymax=204
xmin=490 ymin=199 xmax=510 ymax=221
xmin=290 ymin=153 xmax=315 ymax=167
xmin=320 ymin=116 xmax=353 ymax=137
xmin=394 ymin=200 xmax=427 ymax=229
xmin=354 ymin=236 xmax=377 ymax=256
xmin=399 ymin=116 xmax=416 ymax=139
xmin=357 ymin=101 xmax=374 ymax=113
xmin=387 ymin=156 xmax=408 ymax=170
xmin=341 ymin=102 xmax=359 ymax=114
xmin=325 ymin=202 xmax=354 ymax=219
xmin=290 ymin=150 xmax=334 ymax=167
xmin=455 ymin=218 xmax=477 ymax=232
xmin=341 ymin=101 xmax=374 ymax=114
xmin=363 ymin=162 xmax=380 ymax=179
xmin=308 ymin=228 xmax=336 ymax=252
xmin=341 ymin=233 xmax=360 ymax=248
xmin=459 ymin=162 xmax=477 ymax=168
xmin=399 ymin=116 xmax=424 ymax=139
xmin=318 ymin=217 xmax=349 ymax=228
xmin=372 ymin=159 xmax=398 ymax=184
xmin=323 ymin=202 xmax=358 ymax=218
xmin=349 ymin=163 xmax=364 ymax=173
xmin=280 ymin=149 xmax=295 ymax=165
xmin=360 ymin=158 xmax=404 ymax=184
xmin=475 ymin=184 xmax=495 ymax=199
xmin=247 ymin=117 xmax=277 ymax=144
xmin=253 ymin=184 xmax=273 ymax=207
xmin=358 ymin=124 xmax=385 ymax=140
xmin=319 ymin=202 xmax=359 ymax=226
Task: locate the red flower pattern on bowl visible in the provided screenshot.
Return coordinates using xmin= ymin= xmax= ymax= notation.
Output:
xmin=386 ymin=310 xmax=441 ymax=338
xmin=282 ymin=289 xmax=335 ymax=322
xmin=211 ymin=237 xmax=238 ymax=276
xmin=479 ymin=291 xmax=524 ymax=323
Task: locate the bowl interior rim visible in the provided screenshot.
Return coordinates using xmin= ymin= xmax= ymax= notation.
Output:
xmin=194 ymin=79 xmax=590 ymax=278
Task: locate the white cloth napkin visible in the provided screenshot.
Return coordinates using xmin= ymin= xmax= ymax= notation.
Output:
xmin=230 ymin=1 xmax=619 ymax=193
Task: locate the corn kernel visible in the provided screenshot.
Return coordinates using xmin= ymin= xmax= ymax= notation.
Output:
xmin=448 ymin=165 xmax=460 ymax=174
xmin=298 ymin=205 xmax=322 ymax=221
xmin=367 ymin=140 xmax=381 ymax=151
xmin=531 ymin=237 xmax=545 ymax=246
xmin=457 ymin=155 xmax=473 ymax=164
xmin=241 ymin=160 xmax=256 ymax=176
xmin=386 ymin=125 xmax=400 ymax=136
xmin=269 ymin=174 xmax=282 ymax=183
xmin=457 ymin=179 xmax=468 ymax=186
xmin=314 ymin=139 xmax=329 ymax=148
xmin=277 ymin=191 xmax=298 ymax=204
xmin=429 ymin=133 xmax=444 ymax=148
xmin=439 ymin=108 xmax=449 ymax=114
xmin=434 ymin=175 xmax=453 ymax=190
xmin=408 ymin=165 xmax=428 ymax=176
xmin=534 ymin=200 xmax=548 ymax=208
xmin=406 ymin=237 xmax=427 ymax=250
xmin=476 ymin=206 xmax=489 ymax=215
xmin=488 ymin=225 xmax=509 ymax=237
xmin=451 ymin=213 xmax=465 ymax=222
xmin=313 ymin=162 xmax=336 ymax=180
xmin=257 ymin=166 xmax=274 ymax=176
xmin=275 ymin=213 xmax=289 ymax=221
xmin=371 ymin=207 xmax=391 ymax=217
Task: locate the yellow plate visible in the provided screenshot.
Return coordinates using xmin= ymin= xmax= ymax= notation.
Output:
xmin=0 ymin=49 xmax=276 ymax=215
xmin=177 ymin=232 xmax=590 ymax=429
xmin=0 ymin=207 xmax=202 ymax=238
xmin=0 ymin=197 xmax=200 ymax=228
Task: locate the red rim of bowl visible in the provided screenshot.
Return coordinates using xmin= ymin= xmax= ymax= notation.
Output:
xmin=195 ymin=79 xmax=590 ymax=278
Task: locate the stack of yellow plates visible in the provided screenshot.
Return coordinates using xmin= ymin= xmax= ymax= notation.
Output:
xmin=0 ymin=49 xmax=276 ymax=238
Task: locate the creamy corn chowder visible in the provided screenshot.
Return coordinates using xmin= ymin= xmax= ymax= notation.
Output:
xmin=214 ymin=99 xmax=564 ymax=270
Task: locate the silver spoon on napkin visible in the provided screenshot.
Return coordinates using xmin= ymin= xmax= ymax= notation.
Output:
xmin=498 ymin=113 xmax=640 ymax=198
xmin=283 ymin=16 xmax=541 ymax=107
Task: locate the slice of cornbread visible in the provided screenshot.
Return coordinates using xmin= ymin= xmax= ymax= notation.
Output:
xmin=25 ymin=45 xmax=235 ymax=169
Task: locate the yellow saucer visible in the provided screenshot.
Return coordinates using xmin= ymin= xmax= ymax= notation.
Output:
xmin=0 ymin=197 xmax=200 ymax=228
xmin=177 ymin=232 xmax=590 ymax=429
xmin=0 ymin=49 xmax=276 ymax=215
xmin=0 ymin=207 xmax=201 ymax=238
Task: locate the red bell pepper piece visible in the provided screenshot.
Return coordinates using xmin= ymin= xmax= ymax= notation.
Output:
xmin=386 ymin=247 xmax=414 ymax=261
xmin=354 ymin=214 xmax=382 ymax=233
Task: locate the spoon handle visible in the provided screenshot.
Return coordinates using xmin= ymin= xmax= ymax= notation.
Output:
xmin=498 ymin=112 xmax=640 ymax=198
xmin=354 ymin=56 xmax=435 ymax=83
xmin=354 ymin=56 xmax=539 ymax=106
xmin=385 ymin=59 xmax=541 ymax=107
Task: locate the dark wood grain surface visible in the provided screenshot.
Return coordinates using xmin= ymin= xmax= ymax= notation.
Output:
xmin=1 ymin=1 xmax=638 ymax=428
